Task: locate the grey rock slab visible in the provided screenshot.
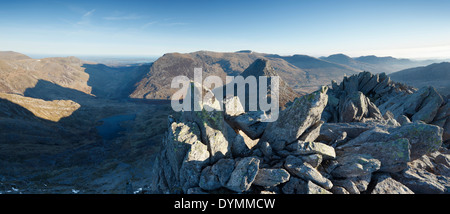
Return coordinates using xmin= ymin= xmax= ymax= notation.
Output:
xmin=286 ymin=141 xmax=336 ymax=159
xmin=371 ymin=174 xmax=414 ymax=194
xmin=262 ymin=87 xmax=328 ymax=144
xmin=284 ymin=155 xmax=333 ymax=190
xmin=331 ymin=154 xmax=381 ymax=178
xmin=253 ymin=168 xmax=290 ymax=188
xmin=226 ymin=157 xmax=260 ymax=192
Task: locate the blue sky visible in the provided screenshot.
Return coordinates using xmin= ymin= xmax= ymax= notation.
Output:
xmin=1 ymin=0 xmax=450 ymax=59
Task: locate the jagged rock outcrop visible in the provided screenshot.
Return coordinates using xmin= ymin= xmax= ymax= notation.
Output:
xmin=338 ymin=91 xmax=383 ymax=122
xmin=322 ymin=71 xmax=415 ymax=123
xmin=324 ymin=71 xmax=450 ymax=147
xmin=150 ymin=70 xmax=449 ymax=194
xmin=261 ymin=86 xmax=328 ymax=145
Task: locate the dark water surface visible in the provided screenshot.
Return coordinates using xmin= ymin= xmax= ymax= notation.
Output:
xmin=96 ymin=114 xmax=136 ymax=140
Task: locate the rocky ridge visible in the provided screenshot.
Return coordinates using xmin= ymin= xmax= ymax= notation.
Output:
xmin=150 ymin=66 xmax=450 ymax=194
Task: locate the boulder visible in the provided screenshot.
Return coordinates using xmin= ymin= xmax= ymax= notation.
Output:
xmin=281 ymin=177 xmax=307 ymax=194
xmin=284 ymin=155 xmax=333 ymax=190
xmin=301 ymin=154 xmax=323 ymax=168
xmin=338 ymin=91 xmax=383 ymax=123
xmin=211 ymin=158 xmax=235 ymax=186
xmin=164 ymin=121 xmax=204 ymax=180
xmin=231 ymin=130 xmax=259 ymax=157
xmin=360 ymin=73 xmax=380 ymax=95
xmin=199 ymin=166 xmax=221 ymax=191
xmin=342 ymin=74 xmax=359 ymax=94
xmin=339 ymin=92 xmax=366 ymax=122
xmin=305 ymin=181 xmax=332 ymax=194
xmin=397 ymin=115 xmax=412 ymax=125
xmin=261 ymin=87 xmax=328 ymax=144
xmin=285 ymin=141 xmax=336 ymax=160
xmin=338 ymin=138 xmax=410 ymax=173
xmin=281 ymin=177 xmax=331 ymax=194
xmin=226 ymin=111 xmax=268 ymax=139
xmin=317 ymin=122 xmax=382 ymax=144
xmin=331 ymin=154 xmax=381 ymax=178
xmin=179 ymin=139 xmax=211 ymax=192
xmin=186 ymin=187 xmax=208 ymax=194
xmin=340 ymin=127 xmax=391 ymax=148
xmin=403 ymin=86 xmax=434 ymax=116
xmin=332 ymin=179 xmax=360 ymax=194
xmin=379 ymin=86 xmax=446 ymax=126
xmin=350 ymin=174 xmax=372 ymax=192
xmin=393 ymin=165 xmax=447 ymax=194
xmin=389 ymin=123 xmax=443 ymax=160
xmin=151 ymin=120 xmax=210 ymax=194
xmin=253 ymin=168 xmax=290 ymax=188
xmin=258 ymin=141 xmax=273 ymax=157
xmin=223 ymin=96 xmax=245 ymax=117
xmin=435 ymin=153 xmax=450 ymax=168
xmin=298 ymin=121 xmax=324 ymax=142
xmin=331 ymin=186 xmax=350 ymax=194
xmin=182 ymin=81 xmax=231 ymax=163
xmin=226 ymin=157 xmax=260 ymax=192
xmin=411 ymin=87 xmax=444 ymax=123
xmin=341 ymin=122 xmax=443 ymax=163
xmin=371 ymin=174 xmax=414 ymax=194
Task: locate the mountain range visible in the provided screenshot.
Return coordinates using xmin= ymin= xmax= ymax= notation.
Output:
xmin=0 ymin=50 xmax=448 ymax=193
xmin=130 ymin=51 xmax=439 ymax=99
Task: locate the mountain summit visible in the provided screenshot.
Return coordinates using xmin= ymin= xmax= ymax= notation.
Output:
xmin=241 ymin=58 xmax=278 ymax=77
xmin=239 ymin=58 xmax=299 ymax=109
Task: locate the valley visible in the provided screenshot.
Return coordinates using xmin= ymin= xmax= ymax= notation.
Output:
xmin=0 ymin=52 xmax=172 ymax=193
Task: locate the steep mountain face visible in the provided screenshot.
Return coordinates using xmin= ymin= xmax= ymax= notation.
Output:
xmin=389 ymin=62 xmax=450 ymax=96
xmin=81 ymin=63 xmax=150 ymax=99
xmin=211 ymin=58 xmax=300 ymax=110
xmin=130 ymin=51 xmax=363 ymax=100
xmin=321 ymin=54 xmax=435 ymax=74
xmin=130 ymin=52 xmax=229 ymax=100
xmin=239 ymin=58 xmax=299 ymax=109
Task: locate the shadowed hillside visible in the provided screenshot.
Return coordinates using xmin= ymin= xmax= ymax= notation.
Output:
xmin=389 ymin=62 xmax=450 ymax=96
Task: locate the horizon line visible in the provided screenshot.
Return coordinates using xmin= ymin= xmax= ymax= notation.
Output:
xmin=4 ymin=49 xmax=450 ymax=61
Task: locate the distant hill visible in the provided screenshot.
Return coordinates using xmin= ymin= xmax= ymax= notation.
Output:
xmin=389 ymin=62 xmax=450 ymax=96
xmin=0 ymin=51 xmax=31 ymax=61
xmin=321 ymin=53 xmax=378 ymax=72
xmin=0 ymin=52 xmax=92 ymax=96
xmin=276 ymin=54 xmax=361 ymax=88
xmin=321 ymin=53 xmax=436 ymax=74
xmin=0 ymin=51 xmax=149 ymax=100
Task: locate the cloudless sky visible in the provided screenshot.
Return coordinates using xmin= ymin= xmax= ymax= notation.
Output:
xmin=1 ymin=0 xmax=450 ymax=59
